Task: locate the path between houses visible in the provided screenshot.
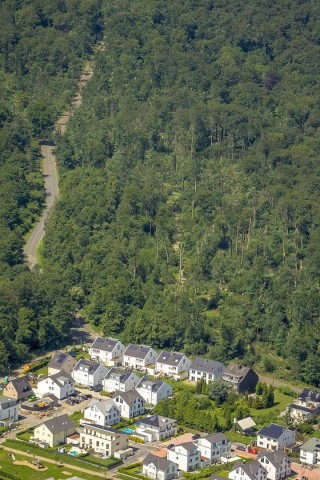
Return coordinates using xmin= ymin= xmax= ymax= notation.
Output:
xmin=2 ymin=446 xmax=115 ymax=479
xmin=257 ymin=374 xmax=303 ymax=394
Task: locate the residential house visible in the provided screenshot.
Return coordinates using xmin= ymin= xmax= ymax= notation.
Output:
xmin=48 ymin=352 xmax=77 ymax=376
xmin=257 ymin=424 xmax=296 ymax=451
xmin=257 ymin=450 xmax=291 ymax=480
xmin=136 ymin=415 xmax=177 ymax=442
xmin=89 ymin=337 xmax=125 ymax=366
xmin=37 ymin=371 xmax=75 ymax=400
xmin=72 ymin=359 xmax=108 ymax=387
xmin=167 ymin=442 xmax=200 ymax=472
xmin=229 ymin=461 xmax=267 ymax=480
xmin=197 ymin=433 xmax=231 ymax=464
xmin=299 ymin=437 xmax=320 ymax=466
xmin=189 ymin=357 xmax=225 ymax=384
xmin=289 ymin=388 xmax=320 ymax=423
xmin=79 ymin=423 xmax=128 ymax=456
xmin=222 ymin=364 xmax=258 ymax=394
xmin=82 ymin=398 xmax=120 ymax=427
xmin=156 ymin=351 xmax=191 ymax=379
xmin=113 ymin=390 xmax=144 ymax=419
xmin=3 ymin=376 xmax=33 ymax=401
xmin=236 ymin=417 xmax=257 ymax=435
xmin=123 ymin=344 xmax=157 ymax=371
xmin=34 ymin=414 xmax=76 ymax=447
xmin=136 ymin=376 xmax=173 ymax=406
xmin=0 ymin=397 xmax=18 ymax=425
xmin=142 ymin=453 xmax=178 ymax=480
xmin=102 ymin=368 xmax=139 ymax=393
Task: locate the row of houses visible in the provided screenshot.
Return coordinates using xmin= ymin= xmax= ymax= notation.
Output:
xmin=142 ymin=439 xmax=292 ymax=480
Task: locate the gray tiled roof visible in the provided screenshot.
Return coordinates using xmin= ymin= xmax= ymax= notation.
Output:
xmin=124 ymin=344 xmax=152 ymax=359
xmin=176 ymin=441 xmax=198 ymax=451
xmin=143 ymin=453 xmax=175 ymax=470
xmin=73 ymin=358 xmax=101 ymax=375
xmin=257 ymin=450 xmax=289 ymax=468
xmin=136 ymin=376 xmax=167 ymax=393
xmin=79 ymin=423 xmax=127 ymax=435
xmin=43 ymin=370 xmax=74 ymax=387
xmin=223 ymin=363 xmax=250 ymax=379
xmin=258 ymin=423 xmax=290 ymax=440
xmin=139 ymin=414 xmax=176 ymax=428
xmin=90 ymin=336 xmax=119 ymax=352
xmin=48 ymin=352 xmax=77 ymax=373
xmin=113 ymin=390 xmax=144 ymax=405
xmin=232 ymin=460 xmax=267 ymax=480
xmin=87 ymin=398 xmax=118 ymax=414
xmin=190 ymin=357 xmax=224 ymax=374
xmin=104 ymin=368 xmax=133 ymax=384
xmin=156 ymin=351 xmax=185 ymax=366
xmin=201 ymin=433 xmax=228 ymax=444
xmin=299 ymin=388 xmax=320 ymax=403
xmin=39 ymin=413 xmax=75 ymax=435
xmin=300 ymin=437 xmax=320 ymax=452
xmin=8 ymin=376 xmax=32 ymax=393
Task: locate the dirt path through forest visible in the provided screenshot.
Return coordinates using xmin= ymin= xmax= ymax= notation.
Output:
xmin=23 ymin=63 xmax=94 ymax=268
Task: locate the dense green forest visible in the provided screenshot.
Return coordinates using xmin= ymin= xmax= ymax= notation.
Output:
xmin=0 ymin=0 xmax=102 ymax=372
xmin=1 ymin=0 xmax=320 ymax=388
xmin=41 ymin=0 xmax=320 ymax=387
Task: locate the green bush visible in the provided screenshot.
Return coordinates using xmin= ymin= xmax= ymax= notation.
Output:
xmin=129 ymin=435 xmax=144 ymax=443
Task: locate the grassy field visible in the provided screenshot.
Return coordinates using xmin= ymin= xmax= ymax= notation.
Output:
xmin=0 ymin=449 xmax=96 ymax=480
xmin=70 ymin=410 xmax=84 ymax=425
xmin=226 ymin=431 xmax=255 ymax=445
xmin=4 ymin=439 xmax=105 ymax=472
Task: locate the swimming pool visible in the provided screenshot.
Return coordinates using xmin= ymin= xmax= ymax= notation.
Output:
xmin=69 ymin=450 xmax=78 ymax=455
xmin=122 ymin=428 xmax=135 ymax=434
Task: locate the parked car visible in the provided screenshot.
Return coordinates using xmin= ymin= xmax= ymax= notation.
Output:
xmin=236 ymin=445 xmax=246 ymax=451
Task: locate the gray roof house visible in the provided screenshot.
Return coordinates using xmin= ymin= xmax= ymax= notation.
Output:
xmin=82 ymin=398 xmax=120 ymax=427
xmin=189 ymin=357 xmax=225 ymax=384
xmin=34 ymin=414 xmax=76 ymax=447
xmin=257 ymin=424 xmax=296 ymax=450
xmin=142 ymin=453 xmax=177 ymax=480
xmin=123 ymin=344 xmax=157 ymax=371
xmin=136 ymin=414 xmax=177 ymax=442
xmin=103 ymin=367 xmax=139 ymax=393
xmin=289 ymin=388 xmax=320 ymax=423
xmin=113 ymin=390 xmax=145 ymax=419
xmin=89 ymin=337 xmax=125 ymax=366
xmin=3 ymin=376 xmax=33 ymax=401
xmin=48 ymin=352 xmax=77 ymax=376
xmin=72 ymin=359 xmax=108 ymax=387
xmin=222 ymin=364 xmax=258 ymax=394
xmin=156 ymin=351 xmax=191 ymax=379
xmin=257 ymin=450 xmax=291 ymax=480
xmin=300 ymin=437 xmax=320 ymax=465
xmin=229 ymin=460 xmax=267 ymax=480
xmin=236 ymin=416 xmax=256 ymax=434
xmin=136 ymin=376 xmax=173 ymax=405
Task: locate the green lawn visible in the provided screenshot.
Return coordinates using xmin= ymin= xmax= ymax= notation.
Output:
xmin=70 ymin=410 xmax=84 ymax=425
xmin=250 ymin=390 xmax=291 ymax=417
xmin=33 ymin=365 xmax=48 ymax=376
xmin=0 ymin=449 xmax=97 ymax=480
xmin=4 ymin=439 xmax=105 ymax=472
xmin=226 ymin=431 xmax=255 ymax=445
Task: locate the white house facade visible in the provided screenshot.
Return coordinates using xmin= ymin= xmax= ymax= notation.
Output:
xmin=0 ymin=397 xmax=18 ymax=425
xmin=72 ymin=359 xmax=108 ymax=387
xmin=257 ymin=451 xmax=291 ymax=480
xmin=89 ymin=337 xmax=125 ymax=366
xmin=197 ymin=433 xmax=231 ymax=463
xmin=229 ymin=461 xmax=267 ymax=480
xmin=83 ymin=399 xmax=120 ymax=427
xmin=156 ymin=351 xmax=191 ymax=378
xmin=123 ymin=344 xmax=158 ymax=371
xmin=79 ymin=423 xmax=129 ymax=456
xmin=189 ymin=357 xmax=225 ymax=384
xmin=142 ymin=453 xmax=178 ymax=480
xmin=257 ymin=424 xmax=296 ymax=451
xmin=37 ymin=371 xmax=75 ymax=400
xmin=102 ymin=368 xmax=139 ymax=393
xmin=167 ymin=442 xmax=200 ymax=472
xmin=136 ymin=415 xmax=177 ymax=442
xmin=113 ymin=391 xmax=145 ymax=419
xmin=136 ymin=377 xmax=173 ymax=406
xmin=299 ymin=437 xmax=320 ymax=466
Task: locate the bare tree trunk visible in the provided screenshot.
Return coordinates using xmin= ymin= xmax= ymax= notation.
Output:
xmin=179 ymin=243 xmax=184 ymax=284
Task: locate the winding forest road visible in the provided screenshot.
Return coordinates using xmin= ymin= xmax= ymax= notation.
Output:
xmin=23 ymin=65 xmax=94 ymax=268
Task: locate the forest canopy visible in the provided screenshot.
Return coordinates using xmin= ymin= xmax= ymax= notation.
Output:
xmin=1 ymin=0 xmax=320 ymax=388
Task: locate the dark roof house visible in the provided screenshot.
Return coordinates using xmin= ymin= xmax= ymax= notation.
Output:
xmin=48 ymin=352 xmax=77 ymax=375
xmin=3 ymin=376 xmax=33 ymax=401
xmin=90 ymin=337 xmax=119 ymax=352
xmin=40 ymin=413 xmax=76 ymax=435
xmin=222 ymin=364 xmax=258 ymax=393
xmin=124 ymin=344 xmax=152 ymax=359
xmin=189 ymin=357 xmax=224 ymax=375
